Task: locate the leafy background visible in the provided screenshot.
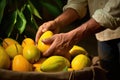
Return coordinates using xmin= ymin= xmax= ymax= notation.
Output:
xmin=0 ymin=0 xmax=67 ymax=43
xmin=0 ymin=0 xmax=98 ymax=56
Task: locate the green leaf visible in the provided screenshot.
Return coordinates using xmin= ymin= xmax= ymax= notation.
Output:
xmin=40 ymin=1 xmax=62 ymax=17
xmin=6 ymin=10 xmax=17 ymax=37
xmin=30 ymin=14 xmax=38 ymax=29
xmin=15 ymin=9 xmax=27 ymax=34
xmin=24 ymin=4 xmax=38 ymax=30
xmin=0 ymin=0 xmax=6 ymax=24
xmin=28 ymin=0 xmax=42 ymax=19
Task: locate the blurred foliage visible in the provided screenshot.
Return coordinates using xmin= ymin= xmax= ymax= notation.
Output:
xmin=0 ymin=0 xmax=66 ymax=43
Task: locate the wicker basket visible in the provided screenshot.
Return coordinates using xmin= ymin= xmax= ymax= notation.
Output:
xmin=0 ymin=66 xmax=107 ymax=80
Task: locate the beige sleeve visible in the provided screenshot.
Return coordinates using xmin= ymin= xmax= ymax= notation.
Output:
xmin=63 ymin=0 xmax=87 ymax=19
xmin=92 ymin=0 xmax=120 ymax=30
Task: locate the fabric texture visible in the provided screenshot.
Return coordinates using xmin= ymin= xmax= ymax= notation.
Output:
xmin=98 ymin=38 xmax=120 ymax=80
xmin=63 ymin=0 xmax=120 ymax=41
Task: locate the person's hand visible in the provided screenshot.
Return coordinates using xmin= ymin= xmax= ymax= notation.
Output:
xmin=41 ymin=31 xmax=78 ymax=57
xmin=35 ymin=20 xmax=60 ymax=44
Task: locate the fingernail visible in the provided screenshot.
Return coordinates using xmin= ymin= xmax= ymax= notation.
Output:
xmin=42 ymin=29 xmax=47 ymax=32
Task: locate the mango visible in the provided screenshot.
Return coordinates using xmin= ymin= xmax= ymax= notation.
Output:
xmin=5 ymin=44 xmax=23 ymax=59
xmin=23 ymin=45 xmax=41 ymax=63
xmin=40 ymin=56 xmax=70 ymax=72
xmin=33 ymin=58 xmax=46 ymax=72
xmin=12 ymin=55 xmax=33 ymax=72
xmin=37 ymin=31 xmax=53 ymax=53
xmin=71 ymin=54 xmax=91 ymax=70
xmin=0 ymin=46 xmax=11 ymax=69
xmin=69 ymin=45 xmax=87 ymax=57
xmin=2 ymin=38 xmax=19 ymax=49
xmin=21 ymin=38 xmax=35 ymax=48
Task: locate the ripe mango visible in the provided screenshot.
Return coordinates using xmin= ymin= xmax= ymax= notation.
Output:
xmin=21 ymin=38 xmax=35 ymax=48
xmin=0 ymin=46 xmax=11 ymax=69
xmin=5 ymin=44 xmax=23 ymax=59
xmin=71 ymin=54 xmax=91 ymax=70
xmin=12 ymin=55 xmax=33 ymax=72
xmin=37 ymin=31 xmax=53 ymax=53
xmin=33 ymin=58 xmax=46 ymax=72
xmin=40 ymin=56 xmax=70 ymax=72
xmin=2 ymin=38 xmax=19 ymax=49
xmin=69 ymin=45 xmax=87 ymax=57
xmin=23 ymin=45 xmax=41 ymax=63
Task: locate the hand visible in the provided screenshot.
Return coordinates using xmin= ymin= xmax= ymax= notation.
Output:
xmin=41 ymin=32 xmax=78 ymax=57
xmin=35 ymin=20 xmax=60 ymax=44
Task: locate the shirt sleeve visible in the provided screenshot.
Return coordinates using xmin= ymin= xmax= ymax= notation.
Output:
xmin=63 ymin=0 xmax=87 ymax=19
xmin=92 ymin=0 xmax=120 ymax=30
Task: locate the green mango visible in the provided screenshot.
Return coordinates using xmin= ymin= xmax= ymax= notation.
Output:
xmin=40 ymin=55 xmax=70 ymax=72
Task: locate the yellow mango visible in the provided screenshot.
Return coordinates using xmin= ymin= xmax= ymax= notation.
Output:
xmin=37 ymin=31 xmax=53 ymax=53
xmin=40 ymin=56 xmax=70 ymax=72
xmin=69 ymin=45 xmax=87 ymax=57
xmin=71 ymin=54 xmax=91 ymax=70
xmin=5 ymin=44 xmax=23 ymax=59
xmin=12 ymin=55 xmax=33 ymax=72
xmin=2 ymin=38 xmax=19 ymax=49
xmin=0 ymin=46 xmax=11 ymax=69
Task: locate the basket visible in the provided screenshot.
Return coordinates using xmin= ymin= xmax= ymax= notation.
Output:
xmin=0 ymin=66 xmax=107 ymax=80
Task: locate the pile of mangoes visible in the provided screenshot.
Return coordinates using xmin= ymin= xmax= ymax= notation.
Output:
xmin=0 ymin=31 xmax=91 ymax=72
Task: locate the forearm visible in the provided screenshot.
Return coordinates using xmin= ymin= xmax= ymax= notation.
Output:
xmin=54 ymin=8 xmax=79 ymax=28
xmin=68 ymin=18 xmax=105 ymax=43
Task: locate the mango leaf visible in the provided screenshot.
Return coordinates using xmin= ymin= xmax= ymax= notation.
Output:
xmin=28 ymin=0 xmax=42 ymax=19
xmin=40 ymin=1 xmax=62 ymax=17
xmin=6 ymin=10 xmax=17 ymax=37
xmin=25 ymin=4 xmax=38 ymax=30
xmin=0 ymin=0 xmax=6 ymax=24
xmin=27 ymin=4 xmax=38 ymax=29
xmin=30 ymin=15 xmax=38 ymax=29
xmin=15 ymin=9 xmax=27 ymax=34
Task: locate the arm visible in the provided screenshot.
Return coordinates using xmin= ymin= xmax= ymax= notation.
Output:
xmin=35 ymin=8 xmax=79 ymax=43
xmin=35 ymin=0 xmax=87 ymax=43
xmin=42 ymin=18 xmax=105 ymax=57
xmin=54 ymin=8 xmax=80 ymax=28
xmin=68 ymin=18 xmax=105 ymax=43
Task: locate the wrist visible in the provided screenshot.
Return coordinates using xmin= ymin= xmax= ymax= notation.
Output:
xmin=85 ymin=18 xmax=105 ymax=33
xmin=68 ymin=29 xmax=82 ymax=45
xmin=68 ymin=18 xmax=102 ymax=43
xmin=54 ymin=19 xmax=63 ymax=28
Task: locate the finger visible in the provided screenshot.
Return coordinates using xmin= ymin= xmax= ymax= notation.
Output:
xmin=35 ymin=25 xmax=48 ymax=44
xmin=42 ymin=37 xmax=56 ymax=57
xmin=43 ymin=44 xmax=55 ymax=57
xmin=42 ymin=36 xmax=54 ymax=44
xmin=35 ymin=28 xmax=43 ymax=44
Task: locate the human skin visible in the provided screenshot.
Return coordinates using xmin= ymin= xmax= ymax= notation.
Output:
xmin=35 ymin=8 xmax=80 ymax=43
xmin=35 ymin=8 xmax=105 ymax=57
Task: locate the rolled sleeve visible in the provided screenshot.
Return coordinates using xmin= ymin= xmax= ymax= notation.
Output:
xmin=92 ymin=0 xmax=120 ymax=30
xmin=63 ymin=0 xmax=87 ymax=19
